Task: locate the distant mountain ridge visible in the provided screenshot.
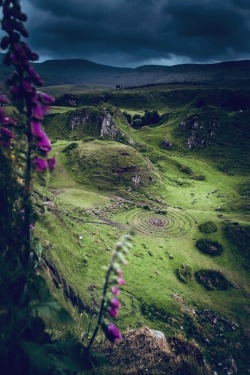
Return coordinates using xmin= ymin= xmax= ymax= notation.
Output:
xmin=0 ymin=57 xmax=250 ymax=86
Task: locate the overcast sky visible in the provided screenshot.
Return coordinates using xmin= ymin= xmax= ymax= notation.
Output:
xmin=18 ymin=0 xmax=250 ymax=67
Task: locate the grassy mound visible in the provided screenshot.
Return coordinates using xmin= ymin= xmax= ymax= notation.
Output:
xmin=224 ymin=223 xmax=250 ymax=264
xmin=176 ymin=264 xmax=193 ymax=283
xmin=62 ymin=140 xmax=159 ymax=191
xmin=195 ymin=269 xmax=231 ymax=291
xmin=198 ymin=221 xmax=218 ymax=234
xmin=196 ymin=239 xmax=223 ymax=256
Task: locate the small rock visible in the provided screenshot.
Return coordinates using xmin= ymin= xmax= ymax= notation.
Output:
xmin=149 ymin=329 xmax=166 ymax=341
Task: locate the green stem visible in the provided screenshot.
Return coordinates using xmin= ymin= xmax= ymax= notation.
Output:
xmin=87 ymin=250 xmax=118 ymax=350
xmin=23 ymin=129 xmax=32 ymax=271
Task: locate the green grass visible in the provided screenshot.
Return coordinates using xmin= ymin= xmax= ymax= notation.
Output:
xmin=55 ymin=188 xmax=111 ymax=209
xmin=36 ymin=83 xmax=250 ymax=374
xmin=48 ymin=106 xmax=76 ymax=114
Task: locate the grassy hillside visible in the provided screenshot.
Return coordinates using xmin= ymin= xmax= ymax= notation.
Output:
xmin=37 ymin=82 xmax=250 ymax=374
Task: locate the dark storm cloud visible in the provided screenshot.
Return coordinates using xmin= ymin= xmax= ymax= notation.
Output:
xmin=21 ymin=0 xmax=250 ymax=66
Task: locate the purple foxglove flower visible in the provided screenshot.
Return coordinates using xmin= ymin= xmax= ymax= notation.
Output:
xmin=117 ymin=277 xmax=126 ymax=286
xmin=1 ymin=127 xmax=14 ymax=138
xmin=0 ymin=94 xmax=9 ymax=104
xmin=108 ymin=298 xmax=120 ymax=318
xmin=28 ymin=66 xmax=43 ymax=85
xmin=105 ymin=323 xmax=122 ymax=343
xmin=47 ymin=157 xmax=56 ymax=172
xmin=108 ymin=306 xmax=119 ymax=318
xmin=0 ymin=36 xmax=10 ymax=50
xmin=39 ymin=92 xmax=55 ymax=105
xmin=33 ymin=157 xmax=48 ymax=173
xmin=2 ymin=116 xmax=17 ymax=126
xmin=116 ymin=268 xmax=123 ymax=277
xmin=32 ymin=104 xmax=45 ymax=120
xmin=110 ymin=298 xmax=120 ymax=309
xmin=22 ymin=79 xmax=33 ymax=93
xmin=30 ymin=120 xmax=43 ymax=139
xmin=111 ymin=286 xmax=120 ymax=296
xmin=36 ymin=131 xmax=51 ymax=152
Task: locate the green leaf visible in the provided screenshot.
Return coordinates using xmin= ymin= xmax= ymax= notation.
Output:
xmin=33 ymin=296 xmax=74 ymax=324
xmin=90 ymin=350 xmax=111 ymax=367
xmin=22 ymin=340 xmax=94 ymax=372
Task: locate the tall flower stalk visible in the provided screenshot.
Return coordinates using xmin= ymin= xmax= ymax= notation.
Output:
xmin=0 ymin=0 xmax=55 ymax=275
xmin=87 ymin=232 xmax=133 ymax=349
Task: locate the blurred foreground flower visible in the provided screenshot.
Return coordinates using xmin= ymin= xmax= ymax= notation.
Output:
xmin=87 ymin=231 xmax=134 ymax=348
xmin=0 ymin=0 xmax=55 ymax=173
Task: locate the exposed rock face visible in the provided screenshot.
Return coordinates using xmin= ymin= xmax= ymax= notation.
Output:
xmin=188 ymin=132 xmax=206 ymax=149
xmin=70 ymin=108 xmax=102 ymax=134
xmin=100 ymin=112 xmax=118 ymax=138
xmin=180 ymin=115 xmax=220 ymax=149
xmin=180 ymin=116 xmax=203 ymax=130
xmin=69 ymin=108 xmax=121 ymax=139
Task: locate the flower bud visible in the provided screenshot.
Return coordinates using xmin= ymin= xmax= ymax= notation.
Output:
xmin=39 ymin=92 xmax=55 ymax=105
xmin=117 ymin=277 xmax=126 ymax=286
xmin=111 ymin=286 xmax=120 ymax=296
xmin=0 ymin=36 xmax=9 ymax=50
xmin=33 ymin=157 xmax=48 ymax=173
xmin=103 ymin=323 xmax=122 ymax=343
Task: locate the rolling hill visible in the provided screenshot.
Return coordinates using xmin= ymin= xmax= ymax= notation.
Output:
xmin=1 ymin=56 xmax=250 ymax=86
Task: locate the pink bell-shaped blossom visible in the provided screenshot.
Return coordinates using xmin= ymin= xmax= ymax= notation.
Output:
xmin=36 ymin=131 xmax=52 ymax=152
xmin=33 ymin=157 xmax=47 ymax=173
xmin=105 ymin=323 xmax=122 ymax=343
xmin=30 ymin=120 xmax=44 ymax=139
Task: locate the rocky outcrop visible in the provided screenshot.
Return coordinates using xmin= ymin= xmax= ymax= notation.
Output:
xmin=69 ymin=108 xmax=102 ymax=135
xmin=100 ymin=112 xmax=118 ymax=138
xmin=180 ymin=115 xmax=220 ymax=149
xmin=180 ymin=116 xmax=203 ymax=131
xmin=69 ymin=108 xmax=123 ymax=139
xmin=188 ymin=132 xmax=206 ymax=149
